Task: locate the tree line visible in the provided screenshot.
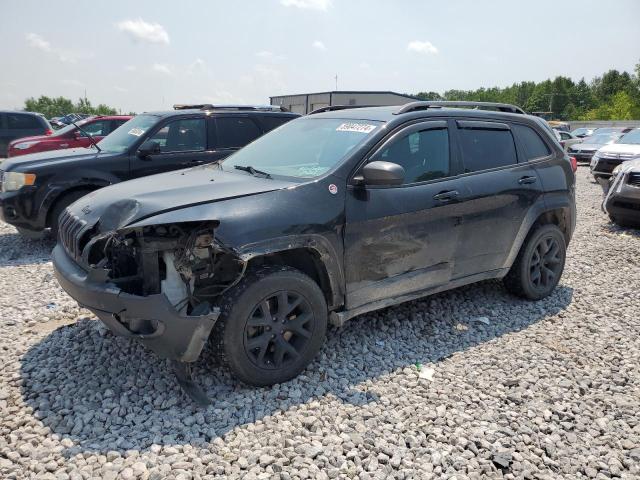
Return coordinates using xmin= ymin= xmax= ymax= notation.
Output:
xmin=24 ymin=96 xmax=123 ymax=119
xmin=414 ymin=62 xmax=640 ymax=121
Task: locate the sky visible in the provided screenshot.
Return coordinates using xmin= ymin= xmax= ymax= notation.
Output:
xmin=1 ymin=0 xmax=639 ymax=113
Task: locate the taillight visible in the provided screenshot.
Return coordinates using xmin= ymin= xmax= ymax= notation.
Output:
xmin=44 ymin=129 xmax=53 ymax=136
xmin=570 ymin=156 xmax=577 ymax=173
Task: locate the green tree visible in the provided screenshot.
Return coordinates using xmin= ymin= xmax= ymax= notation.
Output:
xmin=414 ymin=61 xmax=640 ymax=120
xmin=23 ymin=95 xmax=117 ymax=118
xmin=24 ymin=96 xmax=74 ymax=118
xmin=414 ymin=91 xmax=444 ymax=100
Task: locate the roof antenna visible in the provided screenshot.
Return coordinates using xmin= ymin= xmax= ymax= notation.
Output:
xmin=335 ymin=74 xmax=338 ymax=91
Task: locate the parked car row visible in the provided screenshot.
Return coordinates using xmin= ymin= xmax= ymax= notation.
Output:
xmin=0 ymin=105 xmax=298 ymax=237
xmin=50 ymin=113 xmax=91 ymax=129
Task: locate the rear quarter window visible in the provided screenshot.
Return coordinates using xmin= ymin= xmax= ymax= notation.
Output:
xmin=512 ymin=124 xmax=551 ymax=161
xmin=457 ymin=124 xmax=518 ymax=172
xmin=7 ymin=113 xmax=42 ymax=130
xmin=215 ymin=117 xmax=262 ymax=148
xmin=257 ymin=115 xmax=294 ymax=133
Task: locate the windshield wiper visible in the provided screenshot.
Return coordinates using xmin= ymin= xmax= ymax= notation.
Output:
xmin=71 ymin=121 xmax=101 ymax=152
xmin=234 ymin=165 xmax=271 ymax=178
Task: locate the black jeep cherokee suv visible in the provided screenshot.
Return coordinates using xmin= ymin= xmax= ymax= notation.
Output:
xmin=52 ymin=101 xmax=576 ymax=399
xmin=0 ymin=105 xmax=298 ymax=238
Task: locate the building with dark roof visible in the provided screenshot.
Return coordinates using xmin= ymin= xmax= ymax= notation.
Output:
xmin=269 ymin=91 xmax=420 ymax=115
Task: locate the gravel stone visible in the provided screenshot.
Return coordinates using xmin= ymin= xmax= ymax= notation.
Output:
xmin=0 ymin=169 xmax=639 ymax=479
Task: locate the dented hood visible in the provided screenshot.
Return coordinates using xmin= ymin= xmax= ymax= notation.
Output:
xmin=67 ymin=165 xmax=296 ymax=232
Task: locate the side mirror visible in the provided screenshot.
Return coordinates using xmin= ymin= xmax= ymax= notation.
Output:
xmin=138 ymin=140 xmax=160 ymax=157
xmin=355 ymin=160 xmax=405 ymax=186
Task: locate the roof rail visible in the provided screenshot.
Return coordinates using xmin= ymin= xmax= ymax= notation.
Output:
xmin=394 ymin=101 xmax=526 ymax=115
xmin=308 ymin=105 xmax=376 ymax=115
xmin=173 ymin=104 xmax=288 ymax=112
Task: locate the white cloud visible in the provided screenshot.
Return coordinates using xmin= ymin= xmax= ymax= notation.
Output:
xmin=187 ymin=58 xmax=206 ymax=73
xmin=359 ymin=62 xmax=371 ymax=69
xmin=280 ymin=0 xmax=331 ymax=10
xmin=152 ymin=63 xmax=172 ymax=75
xmin=124 ymin=65 xmax=137 ymax=72
xmin=26 ymin=33 xmax=51 ymax=52
xmin=116 ymin=18 xmax=170 ymax=44
xmin=407 ymin=40 xmax=438 ymax=55
xmin=25 ymin=33 xmax=83 ymax=63
xmin=114 ymin=86 xmax=129 ymax=93
xmin=312 ymin=40 xmax=327 ymax=51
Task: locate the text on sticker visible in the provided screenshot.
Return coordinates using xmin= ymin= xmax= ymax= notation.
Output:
xmin=336 ymin=123 xmax=377 ymax=134
xmin=128 ymin=128 xmax=145 ymax=137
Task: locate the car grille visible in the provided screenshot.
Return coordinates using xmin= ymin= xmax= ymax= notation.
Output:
xmin=600 ymin=153 xmax=636 ymax=161
xmin=628 ymin=172 xmax=640 ymax=187
xmin=58 ymin=209 xmax=92 ymax=263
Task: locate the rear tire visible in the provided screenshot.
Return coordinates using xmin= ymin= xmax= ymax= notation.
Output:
xmin=503 ymin=224 xmax=566 ymax=300
xmin=213 ymin=265 xmax=328 ymax=387
xmin=49 ymin=190 xmax=92 ymax=239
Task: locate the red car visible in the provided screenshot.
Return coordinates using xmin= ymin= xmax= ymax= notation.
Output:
xmin=7 ymin=115 xmax=132 ymax=157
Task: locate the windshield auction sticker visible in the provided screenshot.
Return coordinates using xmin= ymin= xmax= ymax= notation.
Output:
xmin=128 ymin=128 xmax=145 ymax=137
xmin=336 ymin=123 xmax=377 ymax=134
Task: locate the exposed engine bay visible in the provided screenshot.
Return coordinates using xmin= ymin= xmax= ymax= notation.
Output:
xmin=91 ymin=222 xmax=246 ymax=315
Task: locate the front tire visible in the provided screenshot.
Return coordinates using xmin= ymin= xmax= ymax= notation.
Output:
xmin=214 ymin=266 xmax=328 ymax=386
xmin=503 ymin=224 xmax=566 ymax=300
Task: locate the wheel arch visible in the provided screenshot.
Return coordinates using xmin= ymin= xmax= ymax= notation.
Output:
xmin=504 ymin=203 xmax=573 ymax=271
xmin=238 ymin=235 xmax=345 ymax=310
xmin=44 ymin=185 xmax=100 ymax=228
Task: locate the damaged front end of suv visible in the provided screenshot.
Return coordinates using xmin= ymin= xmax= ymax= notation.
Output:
xmin=53 ymin=204 xmax=248 ymax=403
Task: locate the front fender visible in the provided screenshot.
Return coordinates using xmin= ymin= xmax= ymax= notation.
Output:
xmin=236 ymin=234 xmax=345 ymax=309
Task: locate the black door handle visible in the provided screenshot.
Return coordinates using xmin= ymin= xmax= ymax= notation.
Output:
xmin=433 ymin=190 xmax=459 ymax=201
xmin=518 ymin=176 xmax=537 ymax=185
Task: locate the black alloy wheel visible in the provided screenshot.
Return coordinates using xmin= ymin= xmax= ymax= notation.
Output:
xmin=244 ymin=291 xmax=314 ymax=370
xmin=528 ymin=235 xmax=563 ymax=292
xmin=214 ymin=266 xmax=328 ymax=386
xmin=503 ymin=224 xmax=567 ymax=300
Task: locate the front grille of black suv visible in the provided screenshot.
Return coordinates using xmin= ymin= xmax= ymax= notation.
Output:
xmin=58 ymin=209 xmax=90 ymax=263
xmin=628 ymin=172 xmax=640 ymax=187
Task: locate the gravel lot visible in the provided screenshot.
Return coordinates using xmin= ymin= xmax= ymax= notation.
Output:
xmin=1 ymin=168 xmax=639 ymax=479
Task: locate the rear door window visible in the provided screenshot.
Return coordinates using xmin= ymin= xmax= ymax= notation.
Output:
xmin=215 ymin=117 xmax=261 ymax=148
xmin=7 ymin=113 xmax=41 ymax=130
xmin=148 ymin=118 xmax=207 ymax=152
xmin=512 ymin=124 xmax=551 ymax=161
xmin=457 ymin=122 xmax=518 ymax=173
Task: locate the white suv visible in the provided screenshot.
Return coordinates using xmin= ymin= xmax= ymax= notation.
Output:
xmin=591 ymin=128 xmax=640 ymax=184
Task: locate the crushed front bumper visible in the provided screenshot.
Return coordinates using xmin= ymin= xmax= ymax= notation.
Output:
xmin=52 ymin=244 xmax=219 ymax=362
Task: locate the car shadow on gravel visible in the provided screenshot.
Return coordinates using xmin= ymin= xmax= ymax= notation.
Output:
xmin=0 ymin=231 xmax=54 ymax=267
xmin=19 ymin=280 xmax=573 ymax=455
xmin=600 ymin=222 xmax=640 ymax=238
